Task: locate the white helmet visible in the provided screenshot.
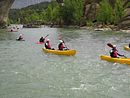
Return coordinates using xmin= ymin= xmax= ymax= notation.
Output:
xmin=59 ymin=40 xmax=63 ymax=43
xmin=113 ymin=45 xmax=116 ymax=47
xmin=46 ymin=39 xmax=50 ymax=41
xmin=19 ymin=34 xmax=22 ymax=36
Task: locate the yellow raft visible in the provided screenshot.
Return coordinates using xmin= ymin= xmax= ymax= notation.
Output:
xmin=42 ymin=48 xmax=76 ymax=56
xmin=100 ymin=55 xmax=130 ymax=65
xmin=124 ymin=46 xmax=130 ymax=51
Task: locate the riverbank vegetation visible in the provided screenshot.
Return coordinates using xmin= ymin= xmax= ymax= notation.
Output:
xmin=9 ymin=0 xmax=124 ymax=28
xmin=97 ymin=0 xmax=124 ymax=25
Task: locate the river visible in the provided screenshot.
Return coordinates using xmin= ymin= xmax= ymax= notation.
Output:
xmin=0 ymin=27 xmax=130 ymax=98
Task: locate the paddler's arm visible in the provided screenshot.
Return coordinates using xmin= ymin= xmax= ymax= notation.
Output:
xmin=118 ymin=53 xmax=127 ymax=58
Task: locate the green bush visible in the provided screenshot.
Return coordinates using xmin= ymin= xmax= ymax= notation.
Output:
xmin=114 ymin=0 xmax=124 ymax=24
xmin=97 ymin=0 xmax=114 ymax=24
xmin=97 ymin=0 xmax=124 ymax=25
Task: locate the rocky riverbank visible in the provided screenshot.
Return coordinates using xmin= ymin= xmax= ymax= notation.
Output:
xmin=84 ymin=0 xmax=130 ymax=30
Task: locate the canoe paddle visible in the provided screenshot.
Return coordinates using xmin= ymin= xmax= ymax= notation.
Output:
xmin=43 ymin=34 xmax=49 ymax=41
xmin=37 ymin=34 xmax=49 ymax=44
xmin=123 ymin=55 xmax=127 ymax=58
xmin=107 ymin=43 xmax=114 ymax=48
xmin=44 ymin=34 xmax=49 ymax=39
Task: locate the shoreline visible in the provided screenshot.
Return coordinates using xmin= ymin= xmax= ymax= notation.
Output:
xmin=2 ymin=24 xmax=130 ymax=33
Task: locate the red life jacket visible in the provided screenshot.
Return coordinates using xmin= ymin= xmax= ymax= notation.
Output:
xmin=45 ymin=42 xmax=51 ymax=49
xmin=58 ymin=43 xmax=65 ymax=50
xmin=113 ymin=51 xmax=118 ymax=57
xmin=110 ymin=49 xmax=118 ymax=58
xmin=48 ymin=42 xmax=51 ymax=49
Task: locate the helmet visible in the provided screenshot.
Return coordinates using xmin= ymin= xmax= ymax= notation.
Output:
xmin=46 ymin=39 xmax=50 ymax=42
xmin=113 ymin=45 xmax=116 ymax=47
xmin=59 ymin=40 xmax=63 ymax=43
xmin=19 ymin=34 xmax=22 ymax=36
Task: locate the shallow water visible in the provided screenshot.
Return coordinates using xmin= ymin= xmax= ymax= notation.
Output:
xmin=0 ymin=27 xmax=130 ymax=98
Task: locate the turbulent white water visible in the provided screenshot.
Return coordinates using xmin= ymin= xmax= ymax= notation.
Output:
xmin=0 ymin=27 xmax=130 ymax=98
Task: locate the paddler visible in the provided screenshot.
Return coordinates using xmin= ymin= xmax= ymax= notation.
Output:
xmin=110 ymin=45 xmax=125 ymax=58
xmin=17 ymin=34 xmax=23 ymax=41
xmin=39 ymin=37 xmax=45 ymax=43
xmin=58 ymin=40 xmax=66 ymax=50
xmin=45 ymin=39 xmax=52 ymax=49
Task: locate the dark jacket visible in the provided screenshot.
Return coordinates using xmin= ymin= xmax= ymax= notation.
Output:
xmin=45 ymin=41 xmax=51 ymax=49
xmin=39 ymin=37 xmax=45 ymax=42
xmin=110 ymin=48 xmax=123 ymax=58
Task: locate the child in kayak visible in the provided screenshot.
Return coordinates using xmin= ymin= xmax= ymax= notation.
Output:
xmin=45 ymin=39 xmax=52 ymax=49
xmin=110 ymin=45 xmax=125 ymax=58
xmin=58 ymin=40 xmax=65 ymax=50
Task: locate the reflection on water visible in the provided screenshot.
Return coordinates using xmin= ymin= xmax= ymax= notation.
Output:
xmin=0 ymin=27 xmax=130 ymax=98
xmin=0 ymin=29 xmax=15 ymax=41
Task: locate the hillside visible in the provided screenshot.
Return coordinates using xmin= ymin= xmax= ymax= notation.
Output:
xmin=84 ymin=0 xmax=130 ymax=29
xmin=8 ymin=0 xmax=130 ymax=30
xmin=11 ymin=0 xmax=50 ymax=9
xmin=9 ymin=1 xmax=50 ymax=24
xmin=21 ymin=1 xmax=50 ymax=10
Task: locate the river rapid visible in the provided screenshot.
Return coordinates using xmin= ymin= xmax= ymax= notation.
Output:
xmin=0 ymin=26 xmax=130 ymax=98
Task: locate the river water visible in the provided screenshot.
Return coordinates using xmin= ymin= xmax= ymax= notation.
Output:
xmin=0 ymin=27 xmax=130 ymax=98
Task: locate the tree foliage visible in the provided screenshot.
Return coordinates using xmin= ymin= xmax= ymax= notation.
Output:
xmin=9 ymin=0 xmax=84 ymax=26
xmin=97 ymin=0 xmax=114 ymax=24
xmin=9 ymin=0 xmax=124 ymax=26
xmin=61 ymin=0 xmax=84 ymax=25
xmin=114 ymin=0 xmax=124 ymax=24
xmin=97 ymin=0 xmax=124 ymax=25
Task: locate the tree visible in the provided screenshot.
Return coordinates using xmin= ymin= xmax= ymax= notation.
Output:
xmin=60 ymin=0 xmax=84 ymax=25
xmin=114 ymin=0 xmax=124 ymax=24
xmin=72 ymin=0 xmax=84 ymax=25
xmin=97 ymin=0 xmax=114 ymax=24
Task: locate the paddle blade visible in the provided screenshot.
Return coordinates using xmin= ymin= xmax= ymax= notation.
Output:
xmin=44 ymin=34 xmax=49 ymax=38
xmin=43 ymin=34 xmax=49 ymax=40
xmin=107 ymin=43 xmax=113 ymax=48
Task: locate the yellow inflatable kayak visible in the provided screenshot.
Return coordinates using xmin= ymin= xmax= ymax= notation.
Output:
xmin=100 ymin=55 xmax=130 ymax=65
xmin=42 ymin=48 xmax=76 ymax=56
xmin=124 ymin=46 xmax=130 ymax=51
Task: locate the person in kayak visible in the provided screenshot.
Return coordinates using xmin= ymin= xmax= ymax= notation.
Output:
xmin=17 ymin=34 xmax=23 ymax=41
xmin=110 ymin=45 xmax=125 ymax=58
xmin=58 ymin=40 xmax=65 ymax=50
xmin=45 ymin=39 xmax=52 ymax=49
xmin=39 ymin=37 xmax=45 ymax=43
